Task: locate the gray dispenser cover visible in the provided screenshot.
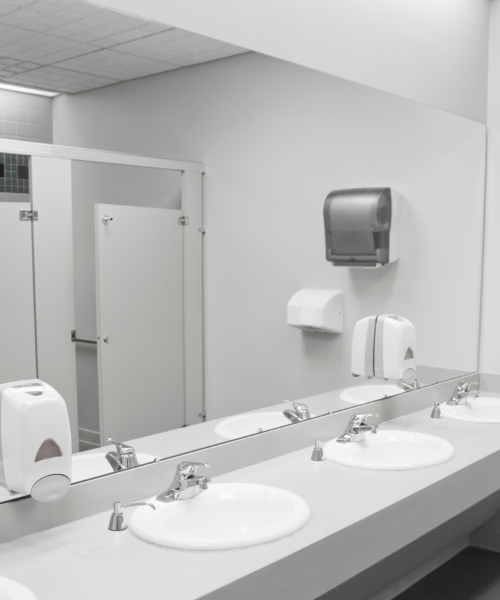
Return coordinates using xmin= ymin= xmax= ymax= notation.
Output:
xmin=323 ymin=187 xmax=392 ymax=267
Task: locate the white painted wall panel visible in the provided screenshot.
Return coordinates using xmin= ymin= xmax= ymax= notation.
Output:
xmin=0 ymin=202 xmax=37 ymax=382
xmin=0 ymin=90 xmax=52 ymax=143
xmin=479 ymin=132 xmax=500 ymax=375
xmin=31 ymin=157 xmax=78 ymax=451
xmin=53 ymin=52 xmax=485 ymax=419
xmin=89 ymin=0 xmax=489 ymax=122
xmin=478 ymin=0 xmax=500 ymax=374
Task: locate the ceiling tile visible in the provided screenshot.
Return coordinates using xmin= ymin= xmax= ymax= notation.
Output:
xmin=0 ymin=0 xmax=247 ymax=94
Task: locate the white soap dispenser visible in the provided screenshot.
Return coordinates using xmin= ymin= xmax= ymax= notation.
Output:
xmin=0 ymin=379 xmax=72 ymax=502
xmin=351 ymin=314 xmax=417 ymax=385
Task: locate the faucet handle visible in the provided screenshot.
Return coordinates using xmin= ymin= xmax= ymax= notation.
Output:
xmin=177 ymin=462 xmax=210 ymax=479
xmin=454 ymin=381 xmax=469 ymax=394
xmin=283 ymin=399 xmax=311 ymax=418
xmin=351 ymin=413 xmax=379 ymax=425
xmin=106 ymin=438 xmax=136 ymax=455
xmin=283 ymin=399 xmax=308 ymax=409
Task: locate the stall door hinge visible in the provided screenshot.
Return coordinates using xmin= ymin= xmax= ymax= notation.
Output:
xmin=20 ymin=209 xmax=38 ymax=221
xmin=178 ymin=216 xmax=189 ymax=226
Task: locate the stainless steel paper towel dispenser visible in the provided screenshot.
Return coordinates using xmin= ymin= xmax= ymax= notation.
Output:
xmin=323 ymin=188 xmax=401 ymax=267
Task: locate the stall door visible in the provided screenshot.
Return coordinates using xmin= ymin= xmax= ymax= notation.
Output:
xmin=95 ymin=204 xmax=184 ymax=441
xmin=0 ymin=202 xmax=37 ymax=381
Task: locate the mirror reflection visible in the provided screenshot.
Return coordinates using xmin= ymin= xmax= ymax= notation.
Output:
xmin=0 ymin=0 xmax=485 ymax=502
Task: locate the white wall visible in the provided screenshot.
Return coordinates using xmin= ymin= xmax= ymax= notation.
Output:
xmin=0 ymin=89 xmax=52 ymax=143
xmin=53 ymin=52 xmax=486 ymax=419
xmin=479 ymin=0 xmax=500 ymax=374
xmin=90 ymin=0 xmax=489 ymax=123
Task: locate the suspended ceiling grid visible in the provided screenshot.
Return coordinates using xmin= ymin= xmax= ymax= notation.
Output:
xmin=0 ymin=0 xmax=248 ymax=93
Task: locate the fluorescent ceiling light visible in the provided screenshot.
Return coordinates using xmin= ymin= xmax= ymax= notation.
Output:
xmin=0 ymin=83 xmax=59 ymax=97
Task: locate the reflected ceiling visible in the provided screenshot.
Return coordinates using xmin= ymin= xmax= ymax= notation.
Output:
xmin=0 ymin=0 xmax=247 ymax=93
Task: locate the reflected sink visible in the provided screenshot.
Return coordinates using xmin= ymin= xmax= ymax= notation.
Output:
xmin=340 ymin=384 xmax=405 ymax=405
xmin=0 ymin=576 xmax=36 ymax=600
xmin=214 ymin=412 xmax=302 ymax=440
xmin=72 ymin=452 xmax=158 ymax=483
xmin=324 ymin=430 xmax=454 ymax=470
xmin=441 ymin=397 xmax=500 ymax=423
xmin=129 ymin=483 xmax=310 ymax=550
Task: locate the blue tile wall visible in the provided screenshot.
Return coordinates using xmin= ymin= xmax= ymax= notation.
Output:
xmin=0 ymin=153 xmax=30 ymax=194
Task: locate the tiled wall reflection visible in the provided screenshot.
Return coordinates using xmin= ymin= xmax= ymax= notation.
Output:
xmin=0 ymin=154 xmax=30 ymax=195
xmin=0 ymin=89 xmax=52 ymax=144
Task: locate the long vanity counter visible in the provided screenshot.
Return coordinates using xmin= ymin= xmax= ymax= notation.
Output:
xmin=1 ymin=402 xmax=500 ymax=600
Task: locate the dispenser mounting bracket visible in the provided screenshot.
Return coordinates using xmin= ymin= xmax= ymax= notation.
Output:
xmin=20 ymin=209 xmax=38 ymax=221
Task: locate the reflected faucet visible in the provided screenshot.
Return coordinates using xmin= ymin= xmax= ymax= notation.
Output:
xmin=446 ymin=381 xmax=479 ymax=406
xmin=283 ymin=399 xmax=311 ymax=423
xmin=105 ymin=438 xmax=139 ymax=472
xmin=396 ymin=379 xmax=420 ymax=392
xmin=156 ymin=462 xmax=211 ymax=503
xmin=336 ymin=413 xmax=379 ymax=443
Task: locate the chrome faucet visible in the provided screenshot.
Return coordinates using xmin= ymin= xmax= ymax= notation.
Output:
xmin=283 ymin=399 xmax=311 ymax=423
xmin=336 ymin=413 xmax=379 ymax=443
xmin=397 ymin=379 xmax=420 ymax=392
xmin=156 ymin=461 xmax=211 ymax=503
xmin=446 ymin=381 xmax=479 ymax=406
xmin=105 ymin=438 xmax=139 ymax=472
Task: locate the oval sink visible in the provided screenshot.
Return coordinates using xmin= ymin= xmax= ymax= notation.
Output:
xmin=441 ymin=397 xmax=500 ymax=423
xmin=0 ymin=576 xmax=36 ymax=600
xmin=324 ymin=430 xmax=454 ymax=470
xmin=72 ymin=452 xmax=158 ymax=483
xmin=340 ymin=384 xmax=404 ymax=405
xmin=129 ymin=483 xmax=310 ymax=550
xmin=214 ymin=412 xmax=299 ymax=440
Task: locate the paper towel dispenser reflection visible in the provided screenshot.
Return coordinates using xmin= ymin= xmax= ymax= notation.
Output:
xmin=0 ymin=379 xmax=72 ymax=502
xmin=324 ymin=188 xmax=401 ymax=267
xmin=287 ymin=289 xmax=344 ymax=334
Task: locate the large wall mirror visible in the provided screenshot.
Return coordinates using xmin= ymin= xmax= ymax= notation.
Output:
xmin=0 ymin=1 xmax=486 ymax=502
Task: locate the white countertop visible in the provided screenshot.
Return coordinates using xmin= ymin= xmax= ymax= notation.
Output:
xmin=1 ymin=406 xmax=499 ymax=600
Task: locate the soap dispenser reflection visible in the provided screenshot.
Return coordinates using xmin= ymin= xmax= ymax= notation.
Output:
xmin=0 ymin=379 xmax=72 ymax=502
xmin=351 ymin=314 xmax=419 ymax=389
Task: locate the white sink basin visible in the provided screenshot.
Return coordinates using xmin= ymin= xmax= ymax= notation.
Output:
xmin=129 ymin=483 xmax=310 ymax=550
xmin=441 ymin=397 xmax=500 ymax=423
xmin=340 ymin=384 xmax=405 ymax=405
xmin=214 ymin=412 xmax=301 ymax=440
xmin=324 ymin=430 xmax=454 ymax=470
xmin=72 ymin=452 xmax=158 ymax=483
xmin=0 ymin=577 xmax=36 ymax=600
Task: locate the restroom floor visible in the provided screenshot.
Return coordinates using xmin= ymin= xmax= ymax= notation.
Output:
xmin=393 ymin=547 xmax=500 ymax=600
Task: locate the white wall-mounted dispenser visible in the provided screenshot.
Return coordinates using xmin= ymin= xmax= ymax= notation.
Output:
xmin=323 ymin=187 xmax=401 ymax=267
xmin=287 ymin=289 xmax=344 ymax=334
xmin=0 ymin=379 xmax=72 ymax=502
xmin=351 ymin=314 xmax=417 ymax=384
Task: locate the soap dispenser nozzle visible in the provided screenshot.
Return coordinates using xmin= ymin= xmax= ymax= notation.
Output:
xmin=430 ymin=402 xmax=442 ymax=419
xmin=311 ymin=440 xmax=325 ymax=462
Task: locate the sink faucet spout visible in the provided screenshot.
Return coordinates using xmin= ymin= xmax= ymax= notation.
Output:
xmin=157 ymin=462 xmax=211 ymax=503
